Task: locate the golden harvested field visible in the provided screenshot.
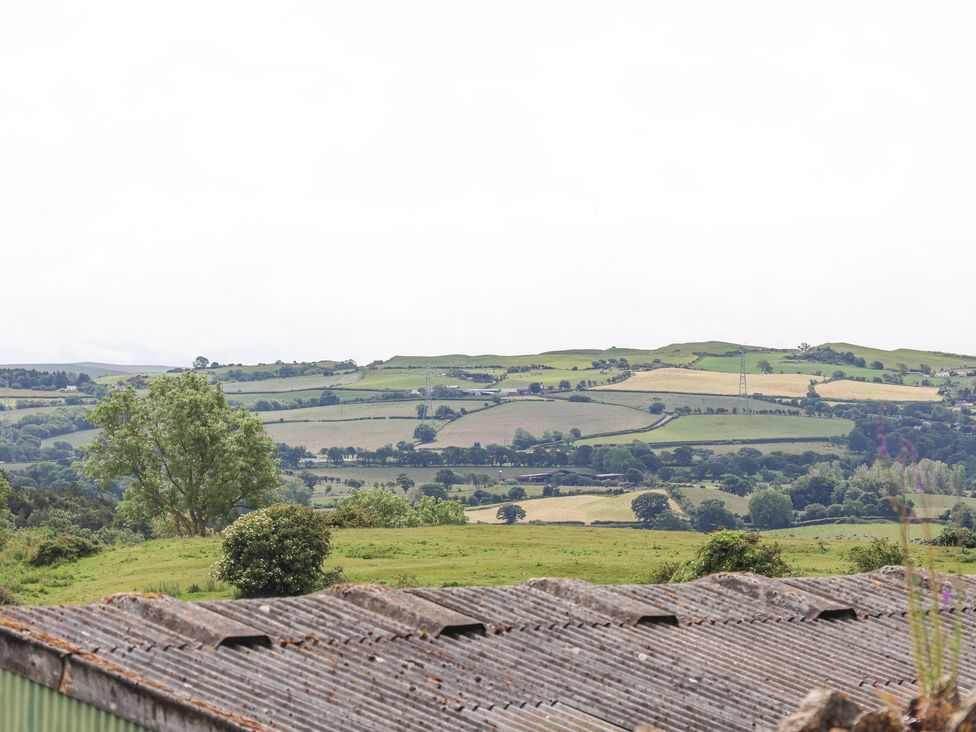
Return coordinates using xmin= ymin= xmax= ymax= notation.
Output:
xmin=815 ymin=380 xmax=939 ymax=401
xmin=465 ymin=489 xmax=676 ymax=524
xmin=258 ymin=400 xmax=488 ymax=423
xmin=595 ymin=368 xmax=818 ymax=397
xmin=264 ymin=419 xmax=417 ymax=451
xmin=597 ymin=367 xmax=940 ymax=401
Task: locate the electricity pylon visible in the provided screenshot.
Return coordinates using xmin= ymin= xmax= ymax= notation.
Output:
xmin=738 ymin=348 xmax=751 ymax=414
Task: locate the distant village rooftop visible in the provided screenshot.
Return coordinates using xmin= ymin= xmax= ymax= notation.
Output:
xmin=2 ymin=569 xmax=975 ymax=730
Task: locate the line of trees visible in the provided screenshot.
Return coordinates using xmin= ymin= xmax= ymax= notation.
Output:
xmin=0 ymin=367 xmax=94 ymax=391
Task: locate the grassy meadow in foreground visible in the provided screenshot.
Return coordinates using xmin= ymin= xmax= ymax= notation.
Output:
xmin=2 ymin=525 xmax=968 ymax=607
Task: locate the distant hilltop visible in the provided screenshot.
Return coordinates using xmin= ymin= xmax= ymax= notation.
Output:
xmin=0 ymin=362 xmax=175 ymax=379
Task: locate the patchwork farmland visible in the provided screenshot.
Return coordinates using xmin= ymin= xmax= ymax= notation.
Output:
xmin=428 ymin=399 xmax=659 ymax=447
xmin=597 ymin=367 xmax=940 ymax=401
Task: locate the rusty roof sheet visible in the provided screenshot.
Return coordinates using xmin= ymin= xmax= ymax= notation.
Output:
xmin=2 ymin=569 xmax=974 ymax=731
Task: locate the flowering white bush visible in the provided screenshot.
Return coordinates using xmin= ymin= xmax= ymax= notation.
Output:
xmin=213 ymin=503 xmax=332 ymax=597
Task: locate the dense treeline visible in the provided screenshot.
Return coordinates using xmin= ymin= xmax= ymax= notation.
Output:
xmin=786 ymin=345 xmax=868 ymax=368
xmin=0 ymin=367 xmax=94 ymax=391
xmin=250 ymin=391 xmax=341 ymax=411
xmin=847 ymin=402 xmax=976 ymax=474
xmin=300 ymin=440 xmax=839 ymax=475
xmin=4 ymin=464 xmax=121 ymax=531
xmin=0 ymin=408 xmax=93 ymax=462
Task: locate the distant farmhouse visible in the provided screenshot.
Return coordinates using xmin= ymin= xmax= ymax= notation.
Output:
xmin=2 ymin=568 xmax=974 ymax=730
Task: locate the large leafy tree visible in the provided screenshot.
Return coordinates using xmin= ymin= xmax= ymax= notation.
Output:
xmin=747 ymin=489 xmax=793 ymax=530
xmin=631 ymin=491 xmax=669 ymax=523
xmin=83 ymin=372 xmax=279 ymax=536
xmin=496 ymin=503 xmax=526 ymax=524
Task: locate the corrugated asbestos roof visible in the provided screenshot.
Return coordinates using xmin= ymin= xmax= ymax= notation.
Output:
xmin=2 ymin=567 xmax=976 ymax=731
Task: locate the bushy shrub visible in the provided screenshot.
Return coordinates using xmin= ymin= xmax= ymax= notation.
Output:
xmin=213 ymin=503 xmax=332 ymax=597
xmin=412 ymin=496 xmax=467 ymax=526
xmin=327 ymin=489 xmax=413 ymax=528
xmin=692 ymin=498 xmax=739 ymax=532
xmin=31 ymin=533 xmax=100 ymax=566
xmin=327 ymin=489 xmax=468 ymax=528
xmin=721 ymin=475 xmax=755 ymax=497
xmin=646 ymin=561 xmax=684 ymax=583
xmin=670 ymin=530 xmax=791 ymax=582
xmin=94 ymin=526 xmax=146 ymax=546
xmin=845 ymin=537 xmax=903 ymax=573
xmin=0 ymin=586 xmax=18 ymax=606
xmin=931 ymin=526 xmax=976 ymax=549
xmin=631 ymin=492 xmax=669 ymax=522
xmin=800 ymin=503 xmax=828 ymax=521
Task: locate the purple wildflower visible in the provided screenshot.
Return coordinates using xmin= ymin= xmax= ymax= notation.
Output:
xmin=941 ymin=587 xmax=953 ymax=607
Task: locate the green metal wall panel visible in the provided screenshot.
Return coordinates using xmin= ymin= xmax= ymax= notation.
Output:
xmin=0 ymin=667 xmax=145 ymax=732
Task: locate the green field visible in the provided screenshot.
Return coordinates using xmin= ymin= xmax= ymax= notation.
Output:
xmin=645 ymin=342 xmax=767 ymax=365
xmin=679 ymin=485 xmax=752 ymax=515
xmin=0 ymin=388 xmax=70 ymax=399
xmin=904 ymin=493 xmax=976 ymax=519
xmin=566 ymin=389 xmax=783 ymax=413
xmin=1 ymin=405 xmax=89 ymax=422
xmin=691 ymin=344 xmax=976 ymax=376
xmin=219 ymin=372 xmax=363 ymax=393
xmin=764 ymin=522 xmax=937 ymax=542
xmin=39 ymin=428 xmax=100 ymax=448
xmin=494 ymin=368 xmax=621 ymax=390
xmin=258 ymin=399 xmax=490 ymax=423
xmin=3 ymin=524 xmax=958 ymax=606
xmin=578 ymin=414 xmax=854 ymax=446
xmin=225 ymin=389 xmax=359 ymax=408
xmin=695 ymin=354 xmax=895 ymax=381
xmin=429 ymin=399 xmax=657 ymax=447
xmin=203 ymin=361 xmax=346 ymax=379
xmin=822 ymin=343 xmax=976 ymax=373
xmin=265 ymin=420 xmax=418 ymax=451
xmin=95 ymin=372 xmax=173 ymax=386
xmin=694 ymin=352 xmax=792 ymax=373
xmin=353 ymin=368 xmax=505 ymax=391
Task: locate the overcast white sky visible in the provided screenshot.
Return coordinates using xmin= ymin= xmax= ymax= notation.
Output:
xmin=2 ymin=2 xmax=975 ymax=366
